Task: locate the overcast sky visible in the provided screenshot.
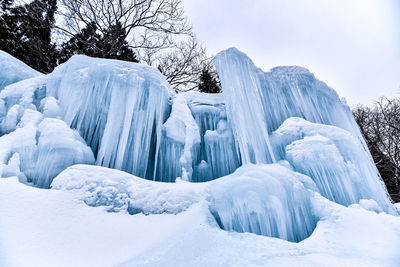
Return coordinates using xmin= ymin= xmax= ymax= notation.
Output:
xmin=184 ymin=0 xmax=400 ymax=106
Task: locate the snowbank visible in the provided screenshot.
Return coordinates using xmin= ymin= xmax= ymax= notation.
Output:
xmin=53 ymin=163 xmax=319 ymax=242
xmin=1 ymin=176 xmax=400 ymax=267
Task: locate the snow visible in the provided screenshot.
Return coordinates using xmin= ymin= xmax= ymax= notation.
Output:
xmin=52 ymin=163 xmax=317 ymax=242
xmin=52 ymin=164 xmax=207 ymax=214
xmin=0 ymin=50 xmax=41 ymax=91
xmin=0 ymin=177 xmax=202 ymax=267
xmin=1 ymin=49 xmax=399 ymax=266
xmin=1 ymin=176 xmax=400 ymax=267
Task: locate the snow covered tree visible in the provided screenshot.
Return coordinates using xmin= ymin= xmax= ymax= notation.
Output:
xmin=198 ymin=68 xmax=221 ymax=94
xmin=0 ymin=0 xmax=57 ymax=73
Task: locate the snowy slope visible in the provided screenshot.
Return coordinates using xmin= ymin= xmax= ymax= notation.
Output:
xmin=1 ymin=173 xmax=400 ymax=267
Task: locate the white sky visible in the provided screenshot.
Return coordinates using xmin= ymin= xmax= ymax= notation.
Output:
xmin=184 ymin=0 xmax=400 ymax=106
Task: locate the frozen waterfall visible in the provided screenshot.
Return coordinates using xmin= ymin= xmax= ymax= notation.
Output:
xmin=0 ymin=48 xmax=397 ymax=243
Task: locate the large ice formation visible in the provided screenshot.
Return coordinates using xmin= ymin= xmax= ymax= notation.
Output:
xmin=0 ymin=48 xmax=396 ymax=243
xmin=46 ymin=56 xmax=174 ymax=180
xmin=0 ymin=51 xmax=41 ymax=91
xmin=213 ymin=47 xmax=365 ymax=165
xmin=0 ymin=75 xmax=94 ymax=188
xmin=155 ymin=92 xmax=240 ymax=182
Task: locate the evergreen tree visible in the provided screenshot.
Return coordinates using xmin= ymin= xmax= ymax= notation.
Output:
xmin=97 ymin=22 xmax=138 ymax=62
xmin=58 ymin=22 xmax=138 ymax=64
xmin=57 ymin=22 xmax=100 ymax=64
xmin=0 ymin=0 xmax=57 ymax=73
xmin=198 ymin=68 xmax=221 ymax=94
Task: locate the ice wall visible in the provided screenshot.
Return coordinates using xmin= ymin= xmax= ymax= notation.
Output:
xmin=0 ymin=50 xmax=41 ymax=91
xmin=187 ymin=92 xmax=241 ymax=182
xmin=213 ymin=47 xmax=394 ymax=213
xmin=213 ymin=49 xmax=276 ymax=164
xmin=46 ymin=55 xmax=174 ymax=179
xmin=155 ymin=93 xmax=201 ymax=182
xmin=213 ymin=48 xmax=365 ymax=164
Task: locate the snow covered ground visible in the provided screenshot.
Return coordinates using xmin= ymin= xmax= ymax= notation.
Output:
xmin=1 ymin=174 xmax=400 ymax=267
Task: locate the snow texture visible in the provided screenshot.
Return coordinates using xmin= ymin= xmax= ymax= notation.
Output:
xmin=53 ymin=163 xmax=317 ymax=242
xmin=1 ymin=176 xmax=400 ymax=267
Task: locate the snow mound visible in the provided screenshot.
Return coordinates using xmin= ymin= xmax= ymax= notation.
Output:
xmin=0 ymin=50 xmax=41 ymax=91
xmin=52 ymin=163 xmax=320 ymax=242
xmin=52 ymin=164 xmax=207 ymax=214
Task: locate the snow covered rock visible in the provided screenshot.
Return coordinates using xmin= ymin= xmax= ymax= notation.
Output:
xmin=0 ymin=50 xmax=41 ymax=91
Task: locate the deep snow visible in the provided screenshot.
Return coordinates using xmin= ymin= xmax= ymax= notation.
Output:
xmin=1 ymin=173 xmax=400 ymax=267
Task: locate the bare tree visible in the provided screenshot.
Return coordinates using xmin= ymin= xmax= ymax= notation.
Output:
xmin=155 ymin=36 xmax=212 ymax=91
xmin=353 ymin=98 xmax=400 ymax=202
xmin=57 ymin=0 xmax=213 ymax=92
xmin=57 ymin=0 xmax=191 ymax=54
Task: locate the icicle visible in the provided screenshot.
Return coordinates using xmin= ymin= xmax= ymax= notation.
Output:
xmin=155 ymin=93 xmax=200 ymax=182
xmin=272 ymin=117 xmax=395 ymax=213
xmin=46 ymin=55 xmax=173 ymax=179
xmin=214 ymin=48 xmax=276 ymax=164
